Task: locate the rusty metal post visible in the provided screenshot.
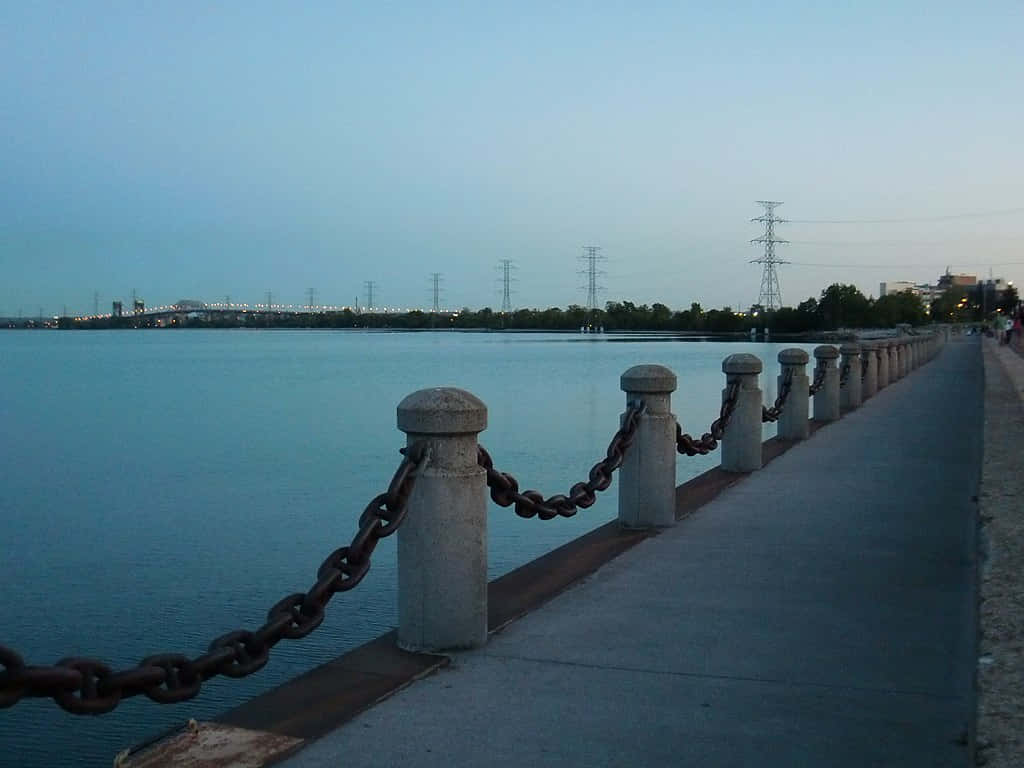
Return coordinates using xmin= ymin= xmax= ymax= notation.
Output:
xmin=396 ymin=387 xmax=488 ymax=652
xmin=721 ymin=354 xmax=763 ymax=472
xmin=619 ymin=365 xmax=677 ymax=529
xmin=777 ymin=348 xmax=810 ymax=441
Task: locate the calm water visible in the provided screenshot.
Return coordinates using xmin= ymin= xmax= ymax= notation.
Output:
xmin=0 ymin=330 xmax=813 ymax=767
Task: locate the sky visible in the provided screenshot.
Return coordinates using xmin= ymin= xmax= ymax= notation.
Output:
xmin=2 ymin=1 xmax=1022 ymax=316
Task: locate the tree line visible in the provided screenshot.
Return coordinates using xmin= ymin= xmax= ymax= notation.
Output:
xmin=62 ymin=282 xmax=1016 ymax=332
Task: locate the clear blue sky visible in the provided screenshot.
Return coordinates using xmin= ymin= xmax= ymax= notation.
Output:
xmin=2 ymin=1 xmax=1022 ymax=315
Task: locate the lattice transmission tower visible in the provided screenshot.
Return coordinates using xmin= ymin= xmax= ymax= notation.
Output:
xmin=430 ymin=272 xmax=443 ymax=313
xmin=497 ymin=260 xmax=516 ymax=313
xmin=364 ymin=281 xmax=377 ymax=311
xmin=579 ymin=246 xmax=606 ymax=312
xmin=750 ymin=201 xmax=789 ymax=311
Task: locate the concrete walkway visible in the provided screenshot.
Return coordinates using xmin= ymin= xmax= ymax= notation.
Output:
xmin=285 ymin=339 xmax=982 ymax=768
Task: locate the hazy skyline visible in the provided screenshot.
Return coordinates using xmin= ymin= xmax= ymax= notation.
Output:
xmin=2 ymin=1 xmax=1022 ymax=316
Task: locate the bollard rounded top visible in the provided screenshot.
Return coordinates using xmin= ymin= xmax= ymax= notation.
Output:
xmin=620 ymin=364 xmax=677 ymax=393
xmin=722 ymin=353 xmax=762 ymax=375
xmin=398 ymin=387 xmax=487 ymax=435
xmin=860 ymin=340 xmax=878 ymax=351
xmin=813 ymin=344 xmax=839 ymax=360
xmin=778 ymin=347 xmax=809 ymax=365
xmin=839 ymin=342 xmax=861 ymax=355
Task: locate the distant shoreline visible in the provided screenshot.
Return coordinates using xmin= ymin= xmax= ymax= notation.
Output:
xmin=1 ymin=324 xmax=857 ymax=343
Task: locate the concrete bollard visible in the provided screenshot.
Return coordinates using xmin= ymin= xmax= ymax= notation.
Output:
xmin=812 ymin=345 xmax=840 ymax=422
xmin=619 ymin=365 xmax=677 ymax=529
xmin=777 ymin=348 xmax=810 ymax=441
xmin=877 ymin=340 xmax=890 ymax=389
xmin=721 ymin=354 xmax=763 ymax=472
xmin=900 ymin=341 xmax=910 ymax=377
xmin=861 ymin=342 xmax=878 ymax=399
xmin=396 ymin=387 xmax=488 ymax=652
xmin=889 ymin=340 xmax=901 ymax=381
xmin=839 ymin=342 xmax=862 ymax=410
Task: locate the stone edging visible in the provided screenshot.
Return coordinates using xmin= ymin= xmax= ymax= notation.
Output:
xmin=976 ymin=340 xmax=1024 ymax=766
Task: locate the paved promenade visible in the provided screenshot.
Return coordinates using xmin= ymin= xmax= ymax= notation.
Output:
xmin=280 ymin=338 xmax=982 ymax=768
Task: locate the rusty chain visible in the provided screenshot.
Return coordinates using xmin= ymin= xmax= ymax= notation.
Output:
xmin=861 ymin=354 xmax=870 ymax=380
xmin=0 ymin=443 xmax=427 ymax=715
xmin=838 ymin=361 xmax=851 ymax=388
xmin=762 ymin=367 xmax=795 ymax=423
xmin=807 ymin=362 xmax=827 ymax=396
xmin=478 ymin=400 xmax=645 ymax=520
xmin=676 ymin=380 xmax=741 ymax=455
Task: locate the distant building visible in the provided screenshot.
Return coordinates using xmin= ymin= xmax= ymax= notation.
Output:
xmin=112 ymin=301 xmax=123 ymax=317
xmin=133 ymin=299 xmax=145 ymax=314
xmin=937 ymin=270 xmax=977 ymax=290
xmin=879 ymin=281 xmax=935 ymax=310
xmin=879 ymin=281 xmax=916 ymax=297
xmin=981 ymin=277 xmax=1013 ymax=293
xmin=878 ymin=270 xmax=1012 ymax=316
xmin=916 ymin=283 xmax=943 ymax=306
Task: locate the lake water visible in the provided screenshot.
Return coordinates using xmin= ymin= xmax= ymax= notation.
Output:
xmin=0 ymin=330 xmax=815 ymax=767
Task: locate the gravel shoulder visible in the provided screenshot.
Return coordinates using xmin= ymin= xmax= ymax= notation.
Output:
xmin=977 ymin=339 xmax=1024 ymax=766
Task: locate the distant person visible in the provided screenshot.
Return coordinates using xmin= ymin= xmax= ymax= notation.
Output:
xmin=1012 ymin=314 xmax=1023 ymax=349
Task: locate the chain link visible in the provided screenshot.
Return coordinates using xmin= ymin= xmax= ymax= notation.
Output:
xmin=478 ymin=400 xmax=645 ymax=520
xmin=676 ymin=380 xmax=741 ymax=455
xmin=0 ymin=442 xmax=427 ymax=715
xmin=762 ymin=367 xmax=795 ymax=423
xmin=807 ymin=362 xmax=827 ymax=396
xmin=861 ymin=353 xmax=870 ymax=380
xmin=838 ymin=361 xmax=851 ymax=388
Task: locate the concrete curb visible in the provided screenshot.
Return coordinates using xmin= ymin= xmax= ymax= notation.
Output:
xmin=976 ymin=340 xmax=1024 ymax=767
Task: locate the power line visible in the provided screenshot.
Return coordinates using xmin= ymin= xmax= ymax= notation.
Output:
xmin=790 ymin=206 xmax=1024 ymax=224
xmin=750 ymin=201 xmax=788 ymax=310
xmin=787 ymin=260 xmax=1024 ymax=269
xmin=579 ymin=246 xmax=606 ymax=312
